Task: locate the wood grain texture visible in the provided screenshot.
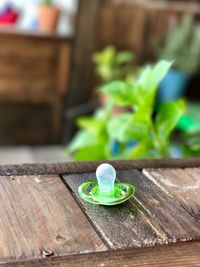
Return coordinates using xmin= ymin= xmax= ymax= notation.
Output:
xmin=143 ymin=167 xmax=200 ymax=223
xmin=0 ymin=174 xmax=106 ymax=263
xmin=120 ymin=170 xmax=200 ymax=241
xmin=0 ymin=158 xmax=199 ymax=176
xmin=64 ymin=171 xmax=166 ymax=249
xmin=3 ymin=241 xmax=200 ymax=267
xmin=63 ymin=169 xmax=200 ymax=249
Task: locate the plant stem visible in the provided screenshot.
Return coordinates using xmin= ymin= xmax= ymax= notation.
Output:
xmin=151 ymin=123 xmax=171 ymax=158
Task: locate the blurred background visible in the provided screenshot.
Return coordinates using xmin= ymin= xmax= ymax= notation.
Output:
xmin=0 ymin=0 xmax=199 ymax=163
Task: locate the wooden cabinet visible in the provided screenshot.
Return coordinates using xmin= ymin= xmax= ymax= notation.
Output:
xmin=0 ymin=29 xmax=71 ymax=145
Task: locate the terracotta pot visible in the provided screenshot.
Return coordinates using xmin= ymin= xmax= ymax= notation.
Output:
xmin=38 ymin=5 xmax=60 ymax=33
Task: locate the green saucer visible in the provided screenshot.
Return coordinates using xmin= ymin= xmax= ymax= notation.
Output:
xmin=78 ymin=180 xmax=135 ymax=206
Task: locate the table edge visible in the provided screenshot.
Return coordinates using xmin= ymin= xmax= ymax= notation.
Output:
xmin=0 ymin=157 xmax=199 ymax=176
xmin=1 ymin=240 xmax=199 ymax=267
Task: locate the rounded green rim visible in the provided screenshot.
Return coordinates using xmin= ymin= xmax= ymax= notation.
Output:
xmin=78 ymin=180 xmax=135 ymax=206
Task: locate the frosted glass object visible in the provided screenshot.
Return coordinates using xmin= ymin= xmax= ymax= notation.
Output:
xmin=96 ymin=163 xmax=116 ymax=194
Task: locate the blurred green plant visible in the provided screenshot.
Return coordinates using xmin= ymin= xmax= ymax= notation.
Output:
xmin=41 ymin=0 xmax=53 ymax=5
xmin=67 ymin=103 xmax=112 ymax=160
xmin=93 ymin=46 xmax=135 ymax=82
xmin=67 ymin=60 xmax=185 ymax=160
xmin=158 ymin=15 xmax=200 ymax=74
xmin=181 ymin=130 xmax=200 ymax=156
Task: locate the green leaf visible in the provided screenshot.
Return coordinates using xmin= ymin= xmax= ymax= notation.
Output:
xmin=149 ymin=60 xmax=173 ymax=91
xmin=68 ymin=131 xmax=98 ymax=152
xmin=94 ymin=101 xmax=114 ymax=119
xmin=182 ymin=129 xmax=200 ymax=154
xmin=108 ymin=113 xmax=148 ymax=142
xmin=127 ymin=140 xmax=154 ymax=159
xmin=135 ymin=60 xmax=173 ymax=107
xmin=74 ymin=144 xmax=107 ymax=161
xmin=92 ymin=46 xmax=116 ymax=65
xmin=108 ymin=113 xmax=132 ymax=142
xmin=135 ymin=66 xmax=152 ymax=93
xmin=101 ymin=81 xmax=134 ymax=106
xmin=96 ymin=65 xmax=113 ymax=81
xmin=155 ymin=100 xmax=185 ymax=139
xmin=115 ymin=51 xmax=134 ymax=65
xmin=77 ymin=117 xmax=105 ymax=135
xmin=137 ymin=60 xmax=172 ymax=92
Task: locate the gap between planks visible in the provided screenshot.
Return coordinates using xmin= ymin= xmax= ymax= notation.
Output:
xmin=0 ymin=174 xmax=107 ymax=264
xmin=62 ymin=169 xmax=200 ymax=250
xmin=59 ymin=174 xmax=113 ymax=250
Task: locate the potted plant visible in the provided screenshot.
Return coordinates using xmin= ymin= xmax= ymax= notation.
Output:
xmin=92 ymin=46 xmax=135 ymax=106
xmin=66 ymin=60 xmax=185 ymax=160
xmin=157 ymin=15 xmax=200 ymax=102
xmin=38 ymin=0 xmax=60 ymax=33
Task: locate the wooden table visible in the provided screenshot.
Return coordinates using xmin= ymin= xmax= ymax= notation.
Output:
xmin=0 ymin=158 xmax=200 ymax=266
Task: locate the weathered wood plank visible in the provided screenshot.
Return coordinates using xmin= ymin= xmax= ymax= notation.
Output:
xmin=143 ymin=167 xmax=200 ymax=222
xmin=121 ymin=170 xmax=200 ymax=240
xmin=63 ymin=169 xmax=200 ymax=249
xmin=63 ymin=171 xmax=168 ymax=249
xmin=0 ymin=175 xmax=106 ymax=263
xmin=3 ymin=241 xmax=200 ymax=267
xmin=0 ymin=158 xmax=199 ymax=176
